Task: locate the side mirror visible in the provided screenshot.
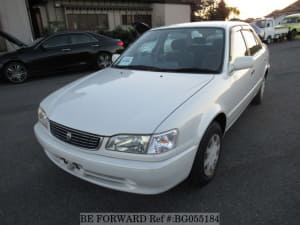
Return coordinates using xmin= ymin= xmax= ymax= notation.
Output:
xmin=112 ymin=54 xmax=120 ymax=63
xmin=230 ymin=56 xmax=254 ymax=73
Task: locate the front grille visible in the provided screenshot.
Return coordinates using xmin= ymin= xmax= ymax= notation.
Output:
xmin=50 ymin=120 xmax=101 ymax=149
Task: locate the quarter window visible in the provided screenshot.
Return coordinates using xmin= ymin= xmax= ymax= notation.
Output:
xmin=231 ymin=30 xmax=248 ymax=62
xmin=43 ymin=35 xmax=71 ymax=48
xmin=71 ymin=34 xmax=97 ymax=44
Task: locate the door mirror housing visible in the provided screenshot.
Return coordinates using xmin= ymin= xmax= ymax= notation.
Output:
xmin=230 ymin=56 xmax=254 ymax=73
xmin=112 ymin=54 xmax=120 ymax=63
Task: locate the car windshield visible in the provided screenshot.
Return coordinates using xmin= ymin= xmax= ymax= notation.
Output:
xmin=255 ymin=20 xmax=266 ymax=28
xmin=112 ymin=28 xmax=225 ymax=74
xmin=282 ymin=17 xmax=299 ymax=24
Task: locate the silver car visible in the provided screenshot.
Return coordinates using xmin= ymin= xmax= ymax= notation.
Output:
xmin=35 ymin=22 xmax=270 ymax=194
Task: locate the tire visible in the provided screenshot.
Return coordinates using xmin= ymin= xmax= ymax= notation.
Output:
xmin=288 ymin=30 xmax=297 ymax=41
xmin=252 ymin=77 xmax=265 ymax=105
xmin=266 ymin=36 xmax=272 ymax=45
xmin=96 ymin=52 xmax=112 ymax=69
xmin=4 ymin=62 xmax=28 ymax=84
xmin=189 ymin=122 xmax=223 ymax=186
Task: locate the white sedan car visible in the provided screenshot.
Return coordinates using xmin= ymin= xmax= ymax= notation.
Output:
xmin=34 ymin=22 xmax=270 ymax=194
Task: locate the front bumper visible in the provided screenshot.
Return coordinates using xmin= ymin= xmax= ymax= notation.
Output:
xmin=34 ymin=123 xmax=197 ymax=194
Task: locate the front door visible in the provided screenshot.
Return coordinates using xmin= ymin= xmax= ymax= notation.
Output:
xmin=29 ymin=34 xmax=74 ymax=73
xmin=224 ymin=27 xmax=254 ymax=127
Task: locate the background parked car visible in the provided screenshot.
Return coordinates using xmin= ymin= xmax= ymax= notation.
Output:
xmin=34 ymin=21 xmax=270 ymax=194
xmin=279 ymin=13 xmax=300 ymax=40
xmin=0 ymin=31 xmax=124 ymax=83
xmin=250 ymin=23 xmax=265 ymax=41
xmin=253 ymin=18 xmax=289 ymax=44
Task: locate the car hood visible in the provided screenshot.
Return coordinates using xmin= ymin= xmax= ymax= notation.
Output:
xmin=43 ymin=68 xmax=214 ymax=135
xmin=0 ymin=30 xmax=27 ymax=47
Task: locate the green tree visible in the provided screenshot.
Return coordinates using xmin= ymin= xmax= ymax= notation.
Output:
xmin=192 ymin=0 xmax=240 ymax=21
xmin=190 ymin=0 xmax=215 ymax=21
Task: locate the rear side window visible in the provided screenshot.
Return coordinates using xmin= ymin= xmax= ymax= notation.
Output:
xmin=71 ymin=34 xmax=98 ymax=44
xmin=242 ymin=30 xmax=262 ymax=56
xmin=231 ymin=30 xmax=248 ymax=62
xmin=43 ymin=35 xmax=71 ymax=48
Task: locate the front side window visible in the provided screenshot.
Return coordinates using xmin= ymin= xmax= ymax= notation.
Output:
xmin=231 ymin=30 xmax=248 ymax=62
xmin=113 ymin=28 xmax=225 ymax=73
xmin=266 ymin=20 xmax=273 ymax=27
xmin=242 ymin=30 xmax=262 ymax=56
xmin=43 ymin=35 xmax=71 ymax=48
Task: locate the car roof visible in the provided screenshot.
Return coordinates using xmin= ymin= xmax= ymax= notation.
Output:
xmin=285 ymin=13 xmax=300 ymax=18
xmin=50 ymin=31 xmax=91 ymax=35
xmin=152 ymin=21 xmax=249 ymax=31
xmin=47 ymin=31 xmax=112 ymax=40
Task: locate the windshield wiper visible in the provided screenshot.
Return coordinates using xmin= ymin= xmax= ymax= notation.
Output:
xmin=113 ymin=65 xmax=162 ymax=71
xmin=166 ymin=68 xmax=218 ymax=73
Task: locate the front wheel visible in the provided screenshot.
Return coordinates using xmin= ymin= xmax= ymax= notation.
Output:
xmin=4 ymin=62 xmax=28 ymax=84
xmin=189 ymin=122 xmax=223 ymax=186
xmin=96 ymin=52 xmax=112 ymax=69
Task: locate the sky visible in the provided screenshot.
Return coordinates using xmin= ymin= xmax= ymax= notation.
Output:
xmin=226 ymin=0 xmax=298 ymax=19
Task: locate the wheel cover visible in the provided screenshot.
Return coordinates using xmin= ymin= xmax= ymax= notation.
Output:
xmin=204 ymin=134 xmax=221 ymax=177
xmin=97 ymin=54 xmax=111 ymax=68
xmin=6 ymin=63 xmax=27 ymax=83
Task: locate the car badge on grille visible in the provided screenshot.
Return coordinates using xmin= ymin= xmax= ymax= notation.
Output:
xmin=66 ymin=132 xmax=72 ymax=141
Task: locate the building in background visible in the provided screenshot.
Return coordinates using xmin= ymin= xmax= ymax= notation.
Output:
xmin=0 ymin=0 xmax=192 ymax=51
xmin=0 ymin=0 xmax=33 ymax=51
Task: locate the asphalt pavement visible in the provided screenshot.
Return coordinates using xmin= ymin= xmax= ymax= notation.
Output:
xmin=0 ymin=40 xmax=300 ymax=225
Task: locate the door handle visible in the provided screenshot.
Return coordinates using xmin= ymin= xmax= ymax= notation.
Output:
xmin=62 ymin=48 xmax=71 ymax=52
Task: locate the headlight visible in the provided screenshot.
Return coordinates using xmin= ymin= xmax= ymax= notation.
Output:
xmin=38 ymin=107 xmax=48 ymax=128
xmin=106 ymin=129 xmax=178 ymax=154
xmin=106 ymin=135 xmax=150 ymax=154
xmin=148 ymin=129 xmax=178 ymax=154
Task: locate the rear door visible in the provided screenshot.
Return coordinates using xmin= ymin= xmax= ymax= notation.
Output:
xmin=69 ymin=33 xmax=100 ymax=67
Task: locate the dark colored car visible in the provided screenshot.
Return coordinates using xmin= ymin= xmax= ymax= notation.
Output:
xmin=0 ymin=31 xmax=124 ymax=83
